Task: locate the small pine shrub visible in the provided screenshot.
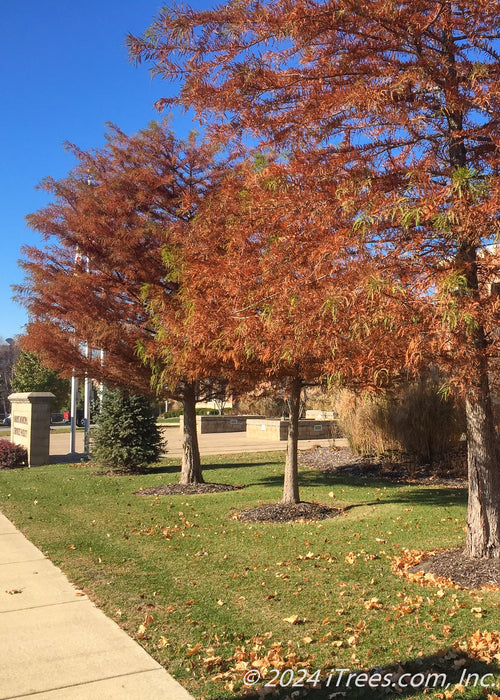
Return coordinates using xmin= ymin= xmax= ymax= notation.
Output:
xmin=0 ymin=440 xmax=28 ymax=469
xmin=91 ymin=388 xmax=165 ymax=472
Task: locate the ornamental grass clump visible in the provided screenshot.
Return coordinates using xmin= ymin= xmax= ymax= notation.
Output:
xmin=91 ymin=387 xmax=165 ymax=473
xmin=336 ymin=377 xmax=465 ymax=466
xmin=0 ymin=440 xmax=28 ymax=469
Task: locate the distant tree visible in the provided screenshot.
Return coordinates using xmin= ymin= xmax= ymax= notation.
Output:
xmin=0 ymin=338 xmax=18 ymax=417
xmin=18 ymin=121 xmax=239 ymax=485
xmin=91 ymin=387 xmax=164 ymax=472
xmin=12 ymin=350 xmax=70 ymax=410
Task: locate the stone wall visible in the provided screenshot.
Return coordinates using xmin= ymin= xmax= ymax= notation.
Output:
xmin=246 ymin=418 xmax=342 ymax=441
xmin=180 ymin=415 xmax=264 ymax=434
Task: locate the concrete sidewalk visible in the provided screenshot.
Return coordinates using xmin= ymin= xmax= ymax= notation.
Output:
xmin=0 ymin=512 xmax=193 ymax=699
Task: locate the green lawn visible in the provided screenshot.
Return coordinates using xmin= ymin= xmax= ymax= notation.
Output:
xmin=0 ymin=452 xmax=499 ymax=699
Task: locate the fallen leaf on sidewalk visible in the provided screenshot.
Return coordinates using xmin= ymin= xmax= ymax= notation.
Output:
xmin=6 ymin=589 xmax=23 ymax=595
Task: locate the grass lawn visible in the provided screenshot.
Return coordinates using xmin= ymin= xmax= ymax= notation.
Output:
xmin=0 ymin=452 xmax=499 ymax=699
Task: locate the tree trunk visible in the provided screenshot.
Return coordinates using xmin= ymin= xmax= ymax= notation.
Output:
xmin=464 ymin=368 xmax=500 ymax=558
xmin=282 ymin=377 xmax=302 ymax=504
xmin=440 ymin=33 xmax=500 ymax=557
xmin=180 ymin=382 xmax=204 ymax=485
xmin=455 ymin=251 xmax=500 ymax=558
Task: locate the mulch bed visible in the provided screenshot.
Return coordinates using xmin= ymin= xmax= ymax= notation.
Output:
xmin=236 ymin=501 xmax=341 ymax=523
xmin=135 ymin=483 xmax=245 ymax=496
xmin=409 ymin=549 xmax=500 ymax=589
xmin=299 ymin=445 xmax=467 ymax=486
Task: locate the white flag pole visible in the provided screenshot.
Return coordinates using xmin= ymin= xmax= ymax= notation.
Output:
xmin=70 ymin=372 xmax=78 ymax=453
xmin=83 ymin=250 xmax=91 ymax=458
xmin=83 ymin=345 xmax=91 ymax=457
xmin=99 ymin=349 xmax=105 ymax=405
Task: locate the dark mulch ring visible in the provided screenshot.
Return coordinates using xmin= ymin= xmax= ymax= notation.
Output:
xmin=235 ymin=501 xmax=342 ymax=523
xmin=299 ymin=446 xmax=467 ymax=486
xmin=135 ymin=482 xmax=245 ymax=496
xmin=410 ymin=549 xmax=500 ymax=589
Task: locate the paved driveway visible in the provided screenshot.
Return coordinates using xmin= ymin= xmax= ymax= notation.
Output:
xmin=49 ymin=424 xmax=344 ymax=461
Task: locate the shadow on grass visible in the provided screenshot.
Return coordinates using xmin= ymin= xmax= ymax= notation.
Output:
xmin=226 ymin=653 xmax=498 ymax=700
xmin=56 ymin=456 xmax=467 ymax=510
xmin=119 ymin=460 xmax=468 ymax=510
xmin=140 ymin=460 xmax=276 ymax=477
xmin=250 ymin=469 xmax=468 ymax=508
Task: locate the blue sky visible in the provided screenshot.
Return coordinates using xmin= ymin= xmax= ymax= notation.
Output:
xmin=0 ymin=0 xmax=210 ymax=340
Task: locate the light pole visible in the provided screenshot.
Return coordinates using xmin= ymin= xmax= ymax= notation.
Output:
xmin=70 ymin=372 xmax=78 ymax=454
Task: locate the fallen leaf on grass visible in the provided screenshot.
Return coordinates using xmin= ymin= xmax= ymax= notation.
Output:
xmin=391 ymin=549 xmax=461 ymax=590
xmin=186 ymin=642 xmax=203 ymax=657
xmin=136 ymin=613 xmax=154 ymax=639
xmin=283 ymin=615 xmax=299 ymax=624
xmin=203 ymin=655 xmax=223 ymax=671
xmin=459 ymin=629 xmax=500 ymax=663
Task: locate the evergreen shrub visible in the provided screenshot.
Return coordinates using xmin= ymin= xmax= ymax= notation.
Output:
xmin=91 ymin=388 xmax=165 ymax=472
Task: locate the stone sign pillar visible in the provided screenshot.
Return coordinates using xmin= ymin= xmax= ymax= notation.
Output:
xmin=8 ymin=392 xmax=55 ymax=467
